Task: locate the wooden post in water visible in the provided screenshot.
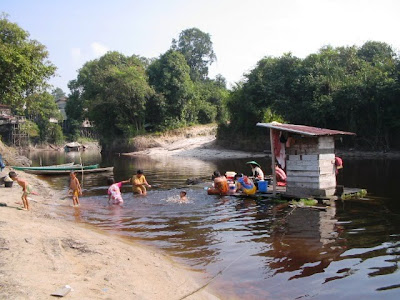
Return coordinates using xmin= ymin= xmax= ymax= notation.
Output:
xmin=79 ymin=152 xmax=84 ymax=189
xmin=270 ymin=128 xmax=276 ymax=196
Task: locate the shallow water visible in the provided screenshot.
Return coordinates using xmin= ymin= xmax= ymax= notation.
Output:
xmin=26 ymin=151 xmax=400 ymax=299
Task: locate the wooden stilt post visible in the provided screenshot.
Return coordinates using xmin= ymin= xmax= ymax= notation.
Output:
xmin=270 ymin=128 xmax=276 ymax=196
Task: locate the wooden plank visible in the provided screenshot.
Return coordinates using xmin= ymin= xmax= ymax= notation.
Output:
xmin=270 ymin=128 xmax=276 ymax=195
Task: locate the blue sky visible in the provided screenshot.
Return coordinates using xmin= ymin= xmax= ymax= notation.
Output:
xmin=2 ymin=0 xmax=400 ymax=93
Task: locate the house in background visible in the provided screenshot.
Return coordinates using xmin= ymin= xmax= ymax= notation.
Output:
xmin=0 ymin=104 xmax=28 ymax=146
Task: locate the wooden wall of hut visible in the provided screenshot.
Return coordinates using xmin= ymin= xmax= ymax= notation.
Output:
xmin=286 ymin=136 xmax=336 ymax=197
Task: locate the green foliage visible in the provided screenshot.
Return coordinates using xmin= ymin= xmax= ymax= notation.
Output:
xmin=147 ymin=50 xmax=194 ymax=125
xmin=172 ymin=28 xmax=216 ymax=81
xmin=224 ymin=42 xmax=400 ymax=150
xmin=65 ymin=84 xmax=84 ymax=123
xmin=23 ymin=92 xmax=63 ymax=143
xmin=67 ymin=52 xmax=153 ymax=141
xmin=290 ymin=199 xmax=318 ymax=206
xmin=65 ymin=45 xmax=229 ymax=143
xmin=197 ymin=101 xmax=217 ymax=124
xmin=195 ymin=78 xmax=229 ymax=123
xmin=0 ymin=14 xmax=56 ymax=114
xmin=66 ymin=119 xmax=81 ymax=141
xmin=261 ymin=108 xmax=285 ymax=123
xmin=51 ymin=87 xmax=66 ymax=101
xmin=19 ymin=120 xmax=39 ymax=137
xmin=25 ymin=92 xmax=62 ymax=122
xmin=47 ymin=123 xmax=64 ymax=144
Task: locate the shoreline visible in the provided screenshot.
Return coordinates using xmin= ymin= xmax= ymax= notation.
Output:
xmin=0 ymin=167 xmax=218 ymax=299
xmin=122 ymin=133 xmax=400 ymax=160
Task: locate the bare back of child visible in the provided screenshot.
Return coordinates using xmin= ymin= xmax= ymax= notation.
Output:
xmin=9 ymin=171 xmax=37 ymax=210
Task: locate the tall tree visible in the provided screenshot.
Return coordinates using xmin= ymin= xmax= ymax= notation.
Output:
xmin=171 ymin=28 xmax=216 ymax=81
xmin=68 ymin=51 xmax=153 ymax=141
xmin=0 ymin=14 xmax=56 ymax=114
xmin=147 ymin=50 xmax=195 ymax=126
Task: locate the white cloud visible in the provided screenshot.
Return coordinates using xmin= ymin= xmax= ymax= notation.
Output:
xmin=91 ymin=42 xmax=109 ymax=57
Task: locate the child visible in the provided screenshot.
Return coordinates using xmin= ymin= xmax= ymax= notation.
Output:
xmin=9 ymin=171 xmax=37 ymax=210
xmin=132 ymin=169 xmax=151 ymax=195
xmin=179 ymin=191 xmax=188 ymax=202
xmin=69 ymin=171 xmax=82 ymax=206
xmin=107 ymin=177 xmax=130 ymax=205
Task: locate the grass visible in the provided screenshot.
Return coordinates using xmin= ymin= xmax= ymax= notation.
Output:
xmin=290 ymin=198 xmax=318 ymax=206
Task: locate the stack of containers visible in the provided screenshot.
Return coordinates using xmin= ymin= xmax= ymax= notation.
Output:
xmin=225 ymin=171 xmax=237 ymax=193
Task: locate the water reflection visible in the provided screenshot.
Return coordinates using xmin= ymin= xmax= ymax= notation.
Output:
xmin=25 ymin=150 xmax=400 ymax=299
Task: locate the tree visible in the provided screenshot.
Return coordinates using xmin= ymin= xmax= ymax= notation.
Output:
xmin=0 ymin=14 xmax=56 ymax=114
xmin=357 ymin=41 xmax=396 ymax=64
xmin=147 ymin=50 xmax=195 ymax=127
xmin=51 ymin=87 xmax=66 ymax=101
xmin=223 ymin=41 xmax=400 ymax=150
xmin=171 ymin=28 xmax=216 ymax=81
xmin=194 ymin=79 xmax=229 ymax=123
xmin=68 ymin=51 xmax=153 ymax=141
xmin=24 ymin=92 xmax=63 ymax=143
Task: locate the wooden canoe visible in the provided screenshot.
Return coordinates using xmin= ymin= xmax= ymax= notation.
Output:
xmin=12 ymin=164 xmax=99 ymax=171
xmin=23 ymin=166 xmax=114 ymax=175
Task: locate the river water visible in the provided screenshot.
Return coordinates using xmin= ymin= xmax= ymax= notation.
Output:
xmin=26 ymin=150 xmax=400 ymax=299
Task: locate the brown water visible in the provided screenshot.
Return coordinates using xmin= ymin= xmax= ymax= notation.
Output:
xmin=26 ymin=151 xmax=400 ymax=299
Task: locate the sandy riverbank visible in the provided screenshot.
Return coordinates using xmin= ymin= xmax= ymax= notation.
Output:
xmin=122 ymin=125 xmax=400 ymax=160
xmin=0 ymin=167 xmax=218 ymax=300
xmin=123 ymin=127 xmax=266 ymax=160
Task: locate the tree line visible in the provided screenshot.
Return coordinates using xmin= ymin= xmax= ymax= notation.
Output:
xmin=1 ymin=13 xmax=399 ymax=150
xmin=224 ymin=42 xmax=400 ymax=150
xmin=0 ymin=14 xmax=64 ymax=144
xmin=65 ymin=28 xmax=228 ymax=145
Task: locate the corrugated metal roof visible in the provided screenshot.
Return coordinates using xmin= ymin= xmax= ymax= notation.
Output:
xmin=256 ymin=122 xmax=356 ymax=136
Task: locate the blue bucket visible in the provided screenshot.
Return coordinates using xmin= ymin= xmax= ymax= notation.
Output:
xmin=258 ymin=180 xmax=268 ymax=193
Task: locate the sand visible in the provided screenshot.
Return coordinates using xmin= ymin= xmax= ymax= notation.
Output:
xmin=124 ymin=135 xmax=266 ymax=160
xmin=0 ymin=167 xmax=218 ymax=300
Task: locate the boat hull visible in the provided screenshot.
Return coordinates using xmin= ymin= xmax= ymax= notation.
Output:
xmin=23 ymin=167 xmax=114 ymax=175
xmin=12 ymin=164 xmax=99 ymax=171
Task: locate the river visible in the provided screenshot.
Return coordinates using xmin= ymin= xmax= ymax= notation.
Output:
xmin=25 ymin=150 xmax=400 ymax=299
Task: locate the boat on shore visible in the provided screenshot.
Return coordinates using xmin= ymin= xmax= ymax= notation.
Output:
xmin=64 ymin=142 xmax=84 ymax=152
xmin=12 ymin=163 xmax=99 ymax=171
xmin=23 ymin=166 xmax=114 ymax=175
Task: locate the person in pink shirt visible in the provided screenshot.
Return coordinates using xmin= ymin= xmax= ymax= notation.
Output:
xmin=107 ymin=177 xmax=130 ymax=205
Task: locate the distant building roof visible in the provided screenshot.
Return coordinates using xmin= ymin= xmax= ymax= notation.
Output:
xmin=56 ymin=97 xmax=67 ymax=103
xmin=256 ymin=122 xmax=356 ymax=136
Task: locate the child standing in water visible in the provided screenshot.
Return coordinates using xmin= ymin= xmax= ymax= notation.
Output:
xmin=132 ymin=169 xmax=151 ymax=195
xmin=9 ymin=171 xmax=37 ymax=210
xmin=107 ymin=177 xmax=130 ymax=205
xmin=69 ymin=171 xmax=82 ymax=206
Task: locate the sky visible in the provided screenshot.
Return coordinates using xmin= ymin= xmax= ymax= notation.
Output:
xmin=2 ymin=0 xmax=400 ymax=93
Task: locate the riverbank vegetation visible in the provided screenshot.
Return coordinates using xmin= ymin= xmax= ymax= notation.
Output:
xmin=0 ymin=14 xmax=65 ymax=144
xmin=65 ymin=28 xmax=228 ymax=149
xmin=221 ymin=42 xmax=400 ymax=151
xmin=1 ymin=13 xmax=399 ymax=151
